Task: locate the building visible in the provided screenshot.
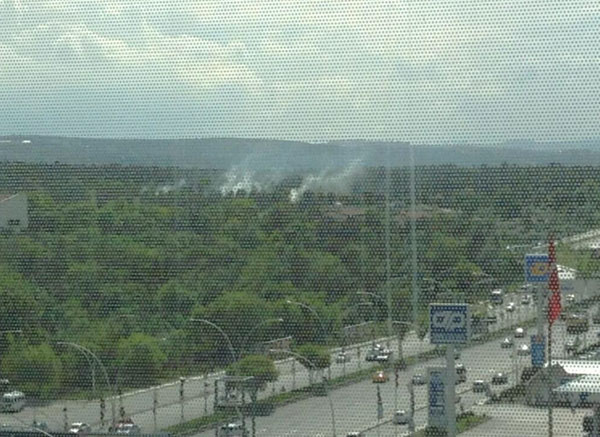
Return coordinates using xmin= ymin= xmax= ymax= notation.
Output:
xmin=0 ymin=194 xmax=28 ymax=232
xmin=525 ymin=360 xmax=600 ymax=406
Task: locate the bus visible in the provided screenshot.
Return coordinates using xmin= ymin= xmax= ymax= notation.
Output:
xmin=1 ymin=391 xmax=26 ymax=412
xmin=490 ymin=289 xmax=504 ymax=305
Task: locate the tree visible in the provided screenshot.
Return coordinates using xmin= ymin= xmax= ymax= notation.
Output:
xmin=226 ymin=355 xmax=278 ymax=392
xmin=116 ymin=333 xmax=167 ymax=388
xmin=227 ymin=354 xmax=278 ymax=435
xmin=294 ymin=344 xmax=331 ymax=384
xmin=1 ymin=343 xmax=62 ymax=399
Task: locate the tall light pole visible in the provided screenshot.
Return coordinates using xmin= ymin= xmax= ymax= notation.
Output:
xmin=56 ymin=342 xmax=116 ymax=429
xmin=356 ymin=291 xmax=392 ymax=348
xmin=286 ymin=300 xmax=326 ymax=344
xmin=339 ymin=302 xmax=374 ymax=377
xmin=270 ymin=348 xmax=337 ymax=437
xmin=240 ymin=318 xmax=284 ymax=359
xmin=286 ymin=300 xmax=331 ymax=379
xmin=189 ymin=319 xmax=244 ymax=434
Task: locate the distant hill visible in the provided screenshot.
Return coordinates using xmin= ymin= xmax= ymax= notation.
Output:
xmin=1 ymin=136 xmax=600 ymax=170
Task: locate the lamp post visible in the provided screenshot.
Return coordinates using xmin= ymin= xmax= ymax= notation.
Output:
xmin=270 ymin=348 xmax=337 ymax=437
xmin=391 ymin=320 xmax=415 ymax=419
xmin=357 ymin=291 xmax=392 ymax=349
xmin=286 ymin=300 xmax=326 ymax=344
xmin=339 ymin=302 xmax=374 ymax=377
xmin=286 ymin=300 xmax=331 ymax=378
xmin=189 ymin=319 xmax=244 ymax=434
xmin=56 ymin=342 xmax=116 ymax=429
xmin=240 ymin=318 xmax=284 ymax=359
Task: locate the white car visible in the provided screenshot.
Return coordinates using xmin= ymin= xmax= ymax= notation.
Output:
xmin=69 ymin=423 xmax=91 ymax=435
xmin=394 ymin=410 xmax=410 ymax=425
xmin=116 ymin=424 xmax=141 ymax=435
xmin=472 ymin=380 xmax=489 ymax=393
xmin=218 ymin=423 xmax=245 ymax=437
xmin=514 ymin=327 xmax=525 ymax=338
xmin=506 ymin=302 xmax=516 ymax=312
xmin=518 ymin=344 xmax=530 ymax=356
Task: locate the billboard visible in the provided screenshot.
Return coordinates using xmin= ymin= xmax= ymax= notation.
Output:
xmin=525 ymin=254 xmax=550 ymax=283
xmin=430 ymin=304 xmax=470 ymax=345
xmin=428 ymin=367 xmax=447 ymax=428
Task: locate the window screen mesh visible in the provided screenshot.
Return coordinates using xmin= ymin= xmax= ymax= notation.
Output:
xmin=1 ymin=2 xmax=600 ymax=437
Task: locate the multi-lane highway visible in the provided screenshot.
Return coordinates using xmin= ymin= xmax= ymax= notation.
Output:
xmin=0 ymin=281 xmax=596 ymax=436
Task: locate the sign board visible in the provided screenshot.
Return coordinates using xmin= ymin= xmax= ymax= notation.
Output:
xmin=531 ymin=334 xmax=546 ymax=368
xmin=525 ymin=254 xmax=550 ymax=283
xmin=428 ymin=367 xmax=447 ymax=428
xmin=429 ymin=304 xmax=470 ymax=345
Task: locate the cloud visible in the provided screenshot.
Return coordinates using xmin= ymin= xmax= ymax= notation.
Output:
xmin=0 ymin=0 xmax=599 ymax=142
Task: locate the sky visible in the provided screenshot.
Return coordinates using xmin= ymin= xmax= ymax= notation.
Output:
xmin=0 ymin=0 xmax=599 ymax=143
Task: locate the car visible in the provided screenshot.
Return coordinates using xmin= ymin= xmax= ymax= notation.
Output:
xmin=365 ymin=350 xmax=379 ymax=362
xmin=472 ymin=380 xmax=489 ymax=393
xmin=115 ymin=419 xmax=141 ymax=435
xmin=514 ymin=327 xmax=525 ymax=338
xmin=393 ymin=410 xmax=410 ymax=425
xmin=583 ymin=415 xmax=594 ymax=434
xmin=455 ymin=363 xmax=467 ymax=384
xmin=412 ymin=374 xmax=426 ymax=385
xmin=492 ymin=372 xmax=508 ymax=385
xmin=335 ymin=352 xmax=350 ymax=363
xmin=486 ymin=314 xmax=498 ymax=325
xmin=521 ymin=295 xmax=531 ymax=305
xmin=372 ymin=370 xmax=388 ymax=383
xmin=520 ymin=284 xmax=533 ymax=293
xmin=506 ymin=302 xmax=516 ymax=312
xmin=218 ymin=423 xmax=245 ymax=437
xmin=501 ymin=337 xmax=513 ymax=348
xmin=565 ymin=338 xmax=579 ymax=354
xmin=518 ymin=344 xmax=530 ymax=356
xmin=346 ymin=433 xmax=365 ymax=437
xmin=69 ymin=423 xmax=91 ymax=435
xmin=566 ymin=294 xmax=576 ymax=303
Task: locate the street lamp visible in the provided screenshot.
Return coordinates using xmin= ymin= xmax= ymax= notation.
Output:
xmin=339 ymin=302 xmax=373 ymax=377
xmin=269 ymin=348 xmax=337 ymax=437
xmin=285 ymin=300 xmax=327 ymax=344
xmin=56 ymin=342 xmax=116 ymax=429
xmin=240 ymin=318 xmax=284 ymax=359
xmin=356 ymin=291 xmax=392 ymax=347
xmin=189 ymin=319 xmax=244 ymax=433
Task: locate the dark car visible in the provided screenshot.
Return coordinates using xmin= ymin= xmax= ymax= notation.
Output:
xmin=412 ymin=374 xmax=426 ymax=385
xmin=492 ymin=372 xmax=508 ymax=385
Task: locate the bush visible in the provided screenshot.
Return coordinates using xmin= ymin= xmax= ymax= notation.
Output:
xmin=1 ymin=344 xmax=62 ymax=399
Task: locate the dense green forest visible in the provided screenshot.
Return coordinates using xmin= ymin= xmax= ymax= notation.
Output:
xmin=1 ymin=162 xmax=599 ymax=398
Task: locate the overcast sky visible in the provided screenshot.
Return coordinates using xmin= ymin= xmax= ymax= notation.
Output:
xmin=1 ymin=0 xmax=599 ymax=143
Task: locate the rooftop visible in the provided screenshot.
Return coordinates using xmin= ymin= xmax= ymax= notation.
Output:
xmin=547 ymin=359 xmax=600 ymax=376
xmin=554 ymin=375 xmax=600 ymax=394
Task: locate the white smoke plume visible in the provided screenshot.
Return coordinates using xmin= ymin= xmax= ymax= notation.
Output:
xmin=220 ymin=169 xmax=262 ymax=196
xmin=289 ymin=159 xmax=363 ymax=203
xmin=154 ymin=178 xmax=187 ymax=195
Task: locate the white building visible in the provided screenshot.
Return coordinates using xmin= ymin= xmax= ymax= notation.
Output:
xmin=0 ymin=194 xmax=28 ymax=232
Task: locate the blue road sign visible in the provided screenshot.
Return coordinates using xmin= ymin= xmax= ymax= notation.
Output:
xmin=428 ymin=367 xmax=447 ymax=427
xmin=430 ymin=304 xmax=470 ymax=344
xmin=525 ymin=254 xmax=550 ymax=283
xmin=531 ymin=334 xmax=546 ymax=367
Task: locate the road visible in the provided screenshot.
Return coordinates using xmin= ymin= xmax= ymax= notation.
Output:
xmin=0 ymin=281 xmax=595 ymax=435
xmin=189 ymin=283 xmax=598 ymax=437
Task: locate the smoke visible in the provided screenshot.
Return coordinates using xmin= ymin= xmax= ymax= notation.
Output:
xmin=289 ymin=159 xmax=363 ymax=202
xmin=220 ymin=169 xmax=263 ymax=196
xmin=154 ymin=178 xmax=186 ymax=195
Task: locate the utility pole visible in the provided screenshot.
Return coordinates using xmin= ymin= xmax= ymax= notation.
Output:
xmin=179 ymin=377 xmax=185 ymax=423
